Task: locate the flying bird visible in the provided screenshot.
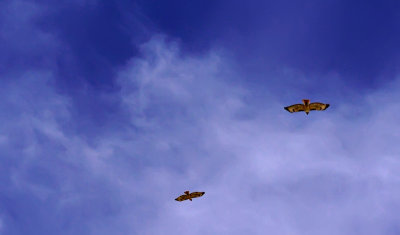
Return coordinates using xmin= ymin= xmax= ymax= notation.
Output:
xmin=175 ymin=191 xmax=205 ymax=202
xmin=284 ymin=99 xmax=330 ymax=115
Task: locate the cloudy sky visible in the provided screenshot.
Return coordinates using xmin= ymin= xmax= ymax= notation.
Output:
xmin=1 ymin=0 xmax=400 ymax=234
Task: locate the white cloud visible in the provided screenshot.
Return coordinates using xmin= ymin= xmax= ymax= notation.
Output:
xmin=116 ymin=37 xmax=400 ymax=235
xmin=1 ymin=32 xmax=400 ymax=234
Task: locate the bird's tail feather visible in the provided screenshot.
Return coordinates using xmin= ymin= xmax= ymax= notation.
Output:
xmin=302 ymin=99 xmax=310 ymax=105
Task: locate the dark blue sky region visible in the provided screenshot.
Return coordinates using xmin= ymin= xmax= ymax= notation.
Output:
xmin=141 ymin=0 xmax=400 ymax=83
xmin=1 ymin=0 xmax=400 ymax=234
xmin=28 ymin=0 xmax=400 ymax=91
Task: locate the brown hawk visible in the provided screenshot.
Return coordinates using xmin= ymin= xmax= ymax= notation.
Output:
xmin=175 ymin=191 xmax=205 ymax=202
xmin=284 ymin=99 xmax=330 ymax=115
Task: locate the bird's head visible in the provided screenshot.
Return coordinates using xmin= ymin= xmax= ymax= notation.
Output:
xmin=302 ymin=99 xmax=310 ymax=105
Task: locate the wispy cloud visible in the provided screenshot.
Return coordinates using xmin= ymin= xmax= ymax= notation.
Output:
xmin=116 ymin=37 xmax=400 ymax=234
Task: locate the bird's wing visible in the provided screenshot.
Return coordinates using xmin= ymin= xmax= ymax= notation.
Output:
xmin=189 ymin=192 xmax=205 ymax=198
xmin=175 ymin=194 xmax=190 ymax=201
xmin=309 ymin=103 xmax=330 ymax=111
xmin=284 ymin=104 xmax=305 ymax=113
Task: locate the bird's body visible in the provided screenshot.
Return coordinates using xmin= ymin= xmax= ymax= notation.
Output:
xmin=284 ymin=99 xmax=330 ymax=115
xmin=175 ymin=191 xmax=205 ymax=202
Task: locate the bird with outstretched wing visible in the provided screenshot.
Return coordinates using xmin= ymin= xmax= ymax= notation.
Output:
xmin=284 ymin=99 xmax=330 ymax=115
xmin=175 ymin=191 xmax=205 ymax=202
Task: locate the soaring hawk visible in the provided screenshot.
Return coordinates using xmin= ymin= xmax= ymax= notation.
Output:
xmin=175 ymin=191 xmax=205 ymax=202
xmin=284 ymin=99 xmax=330 ymax=115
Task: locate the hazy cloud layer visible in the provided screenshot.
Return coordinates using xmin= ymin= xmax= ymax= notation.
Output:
xmin=118 ymin=38 xmax=400 ymax=235
xmin=1 ymin=34 xmax=399 ymax=234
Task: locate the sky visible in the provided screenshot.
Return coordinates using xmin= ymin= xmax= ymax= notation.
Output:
xmin=1 ymin=0 xmax=400 ymax=234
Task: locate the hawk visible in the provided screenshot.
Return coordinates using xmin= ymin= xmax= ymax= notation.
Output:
xmin=175 ymin=191 xmax=205 ymax=202
xmin=284 ymin=99 xmax=330 ymax=115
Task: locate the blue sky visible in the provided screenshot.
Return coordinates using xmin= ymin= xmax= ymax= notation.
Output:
xmin=1 ymin=0 xmax=400 ymax=234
